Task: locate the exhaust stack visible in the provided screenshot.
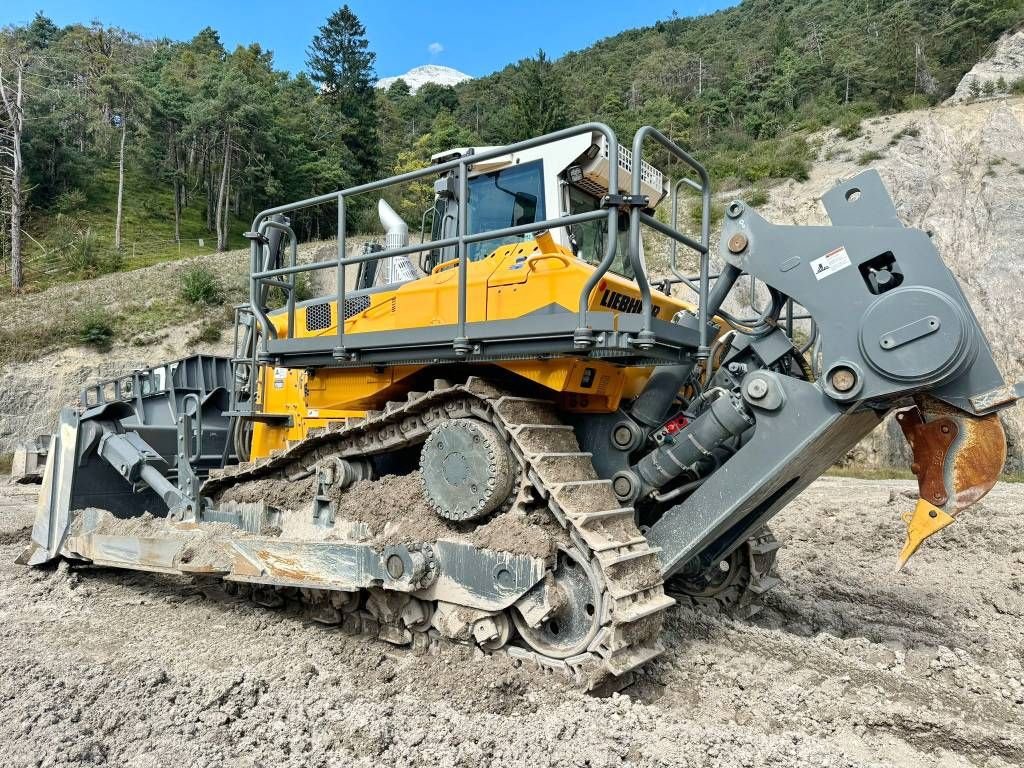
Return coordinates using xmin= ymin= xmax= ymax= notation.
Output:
xmin=376 ymin=199 xmax=418 ymax=285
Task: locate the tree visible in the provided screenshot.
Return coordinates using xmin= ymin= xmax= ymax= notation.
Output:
xmin=0 ymin=15 xmax=52 ymax=291
xmin=101 ymin=59 xmax=148 ymax=251
xmin=505 ymin=50 xmax=568 ymax=142
xmin=307 ymin=6 xmax=378 ymax=184
xmin=391 ymin=109 xmax=475 ymax=222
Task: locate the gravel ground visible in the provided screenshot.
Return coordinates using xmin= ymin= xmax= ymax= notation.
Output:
xmin=1 ymin=476 xmax=1022 ymax=768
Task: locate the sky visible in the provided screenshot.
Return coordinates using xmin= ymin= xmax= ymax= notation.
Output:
xmin=0 ymin=1 xmax=735 ymax=79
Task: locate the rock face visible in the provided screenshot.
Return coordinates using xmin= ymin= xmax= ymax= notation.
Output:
xmin=948 ymin=29 xmax=1024 ymax=102
xmin=757 ymin=97 xmax=1024 ymax=471
xmin=377 ymin=64 xmax=471 ymax=93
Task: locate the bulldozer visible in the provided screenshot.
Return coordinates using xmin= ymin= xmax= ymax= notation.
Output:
xmin=19 ymin=123 xmax=1021 ymax=690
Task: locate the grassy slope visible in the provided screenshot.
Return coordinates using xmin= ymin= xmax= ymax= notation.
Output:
xmin=15 ymin=165 xmax=248 ymax=293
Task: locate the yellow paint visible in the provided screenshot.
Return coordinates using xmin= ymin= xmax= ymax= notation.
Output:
xmin=897 ymin=498 xmax=955 ymax=571
xmin=251 ymin=236 xmax=705 ymax=459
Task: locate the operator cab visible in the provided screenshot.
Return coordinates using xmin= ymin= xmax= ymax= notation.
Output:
xmin=422 ymin=132 xmax=669 ymax=278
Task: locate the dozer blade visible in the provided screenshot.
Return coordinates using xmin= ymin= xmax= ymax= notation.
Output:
xmin=17 ymin=409 xmax=81 ymax=566
xmin=895 ymin=395 xmax=1007 ymax=569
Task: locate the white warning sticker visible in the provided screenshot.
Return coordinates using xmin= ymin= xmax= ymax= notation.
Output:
xmin=810 ymin=246 xmax=852 ymax=280
xmin=273 ymin=367 xmax=287 ymax=389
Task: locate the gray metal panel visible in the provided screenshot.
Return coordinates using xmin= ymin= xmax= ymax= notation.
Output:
xmin=821 ymin=170 xmax=902 ymax=228
xmin=719 ymin=206 xmax=1007 ymax=412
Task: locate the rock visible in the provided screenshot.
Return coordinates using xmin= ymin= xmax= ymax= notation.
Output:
xmin=948 ymin=30 xmax=1024 ymax=103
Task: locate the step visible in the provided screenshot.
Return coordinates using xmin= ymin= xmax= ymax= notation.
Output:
xmin=493 ymin=396 xmax=560 ymax=427
xmin=748 ymin=574 xmax=782 ymax=595
xmin=594 ymin=544 xmax=660 ymax=569
xmin=611 ymin=592 xmax=677 ymax=624
xmin=571 ymin=507 xmax=636 ymax=528
xmin=585 ymin=534 xmax=649 ymax=554
xmin=599 ymin=643 xmax=664 ymax=678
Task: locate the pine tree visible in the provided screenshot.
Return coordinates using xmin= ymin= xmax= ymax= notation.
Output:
xmin=505 ymin=50 xmax=568 ymax=142
xmin=307 ymin=5 xmax=379 ymax=184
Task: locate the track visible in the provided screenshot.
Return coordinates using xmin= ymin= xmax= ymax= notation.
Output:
xmin=204 ymin=377 xmax=675 ymax=688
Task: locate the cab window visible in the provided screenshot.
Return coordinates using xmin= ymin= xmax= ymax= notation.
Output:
xmin=566 ymin=185 xmax=634 ymax=279
xmin=467 ymin=160 xmax=545 ymax=261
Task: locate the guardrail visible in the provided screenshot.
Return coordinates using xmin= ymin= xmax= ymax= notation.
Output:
xmin=243 ymin=122 xmax=713 ymax=364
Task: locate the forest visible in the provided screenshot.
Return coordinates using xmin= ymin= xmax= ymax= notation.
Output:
xmin=0 ymin=0 xmax=1021 ymax=294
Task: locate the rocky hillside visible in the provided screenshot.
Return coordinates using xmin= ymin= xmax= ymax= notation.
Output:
xmin=948 ymin=28 xmax=1024 ymax=102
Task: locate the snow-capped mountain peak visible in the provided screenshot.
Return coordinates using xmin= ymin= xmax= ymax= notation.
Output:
xmin=377 ymin=65 xmax=471 ymax=94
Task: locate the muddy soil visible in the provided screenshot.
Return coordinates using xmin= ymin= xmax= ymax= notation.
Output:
xmin=217 ymin=471 xmax=557 ymax=558
xmin=2 ymin=476 xmax=1022 ymax=767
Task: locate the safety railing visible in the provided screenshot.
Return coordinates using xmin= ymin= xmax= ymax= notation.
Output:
xmin=243 ymin=122 xmax=714 ymax=364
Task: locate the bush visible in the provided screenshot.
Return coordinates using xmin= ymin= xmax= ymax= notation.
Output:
xmin=745 ymin=136 xmax=812 ymax=182
xmin=688 ymin=200 xmax=725 ymax=228
xmin=1012 ymin=78 xmax=1024 ymax=95
xmin=55 ymin=222 xmax=103 ymax=277
xmin=265 ymin=272 xmax=315 ymax=309
xmin=76 ymin=307 xmax=115 ymax=352
xmin=191 ymin=321 xmax=223 ymax=344
xmin=747 ymin=187 xmax=769 ymax=207
xmin=889 ymin=124 xmax=921 ymax=145
xmin=180 ymin=265 xmax=224 ymax=305
xmin=837 ymin=115 xmax=862 ymax=140
xmin=856 ymin=149 xmax=884 ymax=166
xmin=902 ymin=94 xmax=930 ymax=111
xmin=53 ymin=188 xmax=87 ymax=214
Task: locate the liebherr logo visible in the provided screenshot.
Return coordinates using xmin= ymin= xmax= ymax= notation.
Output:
xmin=599 ymin=289 xmax=662 ymax=317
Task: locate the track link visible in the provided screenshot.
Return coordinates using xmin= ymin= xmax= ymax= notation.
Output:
xmin=205 ymin=377 xmax=675 ymax=689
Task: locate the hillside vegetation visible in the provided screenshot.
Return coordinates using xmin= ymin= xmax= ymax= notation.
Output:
xmin=1 ymin=1 xmax=1022 ymax=298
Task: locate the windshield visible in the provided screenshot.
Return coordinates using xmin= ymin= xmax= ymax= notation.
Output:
xmin=566 ymin=184 xmax=633 ymax=279
xmin=467 ymin=160 xmax=545 ymax=261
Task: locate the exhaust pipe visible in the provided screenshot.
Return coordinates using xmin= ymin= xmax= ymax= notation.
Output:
xmin=376 ymin=199 xmax=418 ymax=285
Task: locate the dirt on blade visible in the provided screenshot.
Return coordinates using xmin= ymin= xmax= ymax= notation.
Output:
xmin=1 ymin=475 xmax=1023 ymax=767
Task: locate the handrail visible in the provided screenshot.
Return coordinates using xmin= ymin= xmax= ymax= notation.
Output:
xmin=244 ymin=122 xmax=713 ymax=363
xmin=631 ymin=126 xmax=712 ymax=358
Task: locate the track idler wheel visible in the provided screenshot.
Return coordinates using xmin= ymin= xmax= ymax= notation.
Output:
xmin=667 ymin=527 xmax=780 ymax=619
xmin=511 ymin=547 xmax=603 ymax=659
xmin=420 ymin=419 xmax=515 ymax=521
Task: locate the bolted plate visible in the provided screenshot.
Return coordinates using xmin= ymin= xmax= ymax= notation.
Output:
xmin=419 ymin=419 xmax=514 ymax=522
xmin=858 ymin=287 xmax=970 ymax=384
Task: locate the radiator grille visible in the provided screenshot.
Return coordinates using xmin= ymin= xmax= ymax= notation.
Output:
xmin=343 ymin=295 xmax=371 ymax=320
xmin=305 ymin=302 xmax=333 ymax=331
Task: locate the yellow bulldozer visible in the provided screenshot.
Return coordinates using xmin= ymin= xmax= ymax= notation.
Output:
xmin=20 ymin=124 xmax=1019 ymax=690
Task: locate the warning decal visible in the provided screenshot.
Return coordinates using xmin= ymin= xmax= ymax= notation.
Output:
xmin=273 ymin=367 xmax=287 ymax=389
xmin=810 ymin=246 xmax=852 ymax=280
